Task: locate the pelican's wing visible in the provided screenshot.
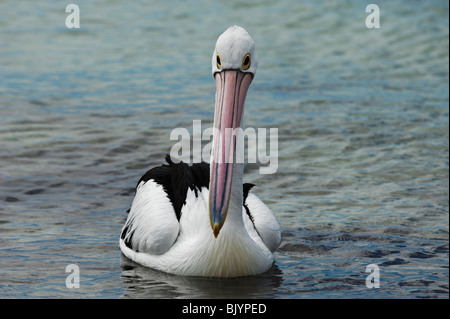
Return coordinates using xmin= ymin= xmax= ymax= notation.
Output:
xmin=121 ymin=179 xmax=179 ymax=254
xmin=243 ymin=185 xmax=281 ymax=253
xmin=120 ymin=155 xmax=209 ymax=255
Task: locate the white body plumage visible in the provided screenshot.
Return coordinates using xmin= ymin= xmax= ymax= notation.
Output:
xmin=120 ymin=175 xmax=280 ymax=277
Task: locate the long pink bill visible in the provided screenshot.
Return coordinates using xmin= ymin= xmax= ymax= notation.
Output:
xmin=209 ymin=70 xmax=253 ymax=237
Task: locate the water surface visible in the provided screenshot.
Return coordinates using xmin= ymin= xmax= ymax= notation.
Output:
xmin=0 ymin=0 xmax=448 ymax=298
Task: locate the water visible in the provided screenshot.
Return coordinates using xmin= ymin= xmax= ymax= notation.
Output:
xmin=0 ymin=0 xmax=448 ymax=298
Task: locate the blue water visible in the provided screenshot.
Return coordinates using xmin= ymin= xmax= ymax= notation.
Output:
xmin=0 ymin=0 xmax=448 ymax=298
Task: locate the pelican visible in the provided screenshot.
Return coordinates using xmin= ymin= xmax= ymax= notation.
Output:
xmin=120 ymin=26 xmax=281 ymax=277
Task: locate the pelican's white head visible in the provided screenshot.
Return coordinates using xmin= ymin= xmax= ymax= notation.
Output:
xmin=211 ymin=25 xmax=258 ymax=76
xmin=209 ymin=26 xmax=257 ymax=238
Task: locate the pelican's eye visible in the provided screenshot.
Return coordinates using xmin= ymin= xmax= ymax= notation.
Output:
xmin=242 ymin=53 xmax=251 ymax=70
xmin=216 ymin=54 xmax=221 ymax=70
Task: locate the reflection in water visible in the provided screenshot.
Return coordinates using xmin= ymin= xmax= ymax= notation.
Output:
xmin=120 ymin=255 xmax=283 ymax=298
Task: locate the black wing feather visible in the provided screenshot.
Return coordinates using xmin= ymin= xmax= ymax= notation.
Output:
xmin=136 ymin=155 xmax=209 ymax=220
xmin=132 ymin=154 xmax=256 ymax=223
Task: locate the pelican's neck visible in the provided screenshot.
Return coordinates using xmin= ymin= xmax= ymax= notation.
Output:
xmin=228 ymin=111 xmax=245 ymax=224
xmin=228 ymin=161 xmax=244 ymax=224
